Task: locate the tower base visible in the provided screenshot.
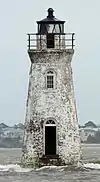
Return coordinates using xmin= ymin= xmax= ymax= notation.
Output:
xmin=21 ymin=152 xmax=81 ymax=168
xmin=39 ymin=155 xmax=64 ymax=167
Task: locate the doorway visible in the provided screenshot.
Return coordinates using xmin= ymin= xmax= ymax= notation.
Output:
xmin=45 ymin=125 xmax=56 ymax=155
xmin=47 ymin=34 xmax=54 ymax=48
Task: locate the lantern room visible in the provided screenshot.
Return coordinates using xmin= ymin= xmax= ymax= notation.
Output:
xmin=37 ymin=8 xmax=65 ymax=34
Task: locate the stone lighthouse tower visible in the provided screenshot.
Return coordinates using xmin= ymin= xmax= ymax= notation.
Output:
xmin=22 ymin=8 xmax=81 ymax=167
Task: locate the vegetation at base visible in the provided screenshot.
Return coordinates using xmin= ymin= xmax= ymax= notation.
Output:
xmin=20 ymin=155 xmax=41 ymax=168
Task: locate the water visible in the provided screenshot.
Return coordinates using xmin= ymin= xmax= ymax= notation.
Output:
xmin=0 ymin=144 xmax=100 ymax=182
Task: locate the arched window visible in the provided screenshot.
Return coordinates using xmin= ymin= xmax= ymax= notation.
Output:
xmin=46 ymin=71 xmax=54 ymax=88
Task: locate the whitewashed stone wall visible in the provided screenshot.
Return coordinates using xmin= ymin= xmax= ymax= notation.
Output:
xmin=22 ymin=50 xmax=81 ymax=167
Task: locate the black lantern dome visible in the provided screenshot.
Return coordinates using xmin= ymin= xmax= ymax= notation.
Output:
xmin=37 ymin=8 xmax=65 ymax=34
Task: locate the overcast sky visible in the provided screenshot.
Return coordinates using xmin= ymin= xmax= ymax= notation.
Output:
xmin=0 ymin=0 xmax=100 ymax=125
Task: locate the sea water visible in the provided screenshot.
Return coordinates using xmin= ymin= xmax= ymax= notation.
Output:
xmin=0 ymin=144 xmax=100 ymax=182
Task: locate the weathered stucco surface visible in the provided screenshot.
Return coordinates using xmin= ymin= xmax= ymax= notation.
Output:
xmin=21 ymin=49 xmax=81 ymax=167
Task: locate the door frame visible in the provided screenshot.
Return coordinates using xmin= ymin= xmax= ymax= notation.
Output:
xmin=43 ymin=119 xmax=57 ymax=155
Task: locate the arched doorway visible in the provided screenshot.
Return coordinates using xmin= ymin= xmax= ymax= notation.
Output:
xmin=45 ymin=120 xmax=56 ymax=155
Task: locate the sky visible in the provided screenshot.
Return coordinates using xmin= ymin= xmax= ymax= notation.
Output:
xmin=0 ymin=0 xmax=100 ymax=126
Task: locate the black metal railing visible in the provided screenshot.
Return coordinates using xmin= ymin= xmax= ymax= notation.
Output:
xmin=27 ymin=33 xmax=75 ymax=50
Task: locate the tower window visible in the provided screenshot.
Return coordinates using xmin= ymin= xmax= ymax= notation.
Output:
xmin=47 ymin=34 xmax=54 ymax=48
xmin=47 ymin=71 xmax=54 ymax=88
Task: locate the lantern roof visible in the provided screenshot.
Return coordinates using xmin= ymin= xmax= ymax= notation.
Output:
xmin=37 ymin=8 xmax=65 ymax=24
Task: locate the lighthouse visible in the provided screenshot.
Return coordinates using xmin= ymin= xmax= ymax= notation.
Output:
xmin=22 ymin=8 xmax=81 ymax=167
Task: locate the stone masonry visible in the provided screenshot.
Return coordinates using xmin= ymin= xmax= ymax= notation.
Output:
xmin=21 ymin=49 xmax=81 ymax=167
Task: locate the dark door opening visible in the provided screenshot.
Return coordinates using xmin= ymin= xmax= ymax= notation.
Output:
xmin=45 ymin=126 xmax=56 ymax=155
xmin=47 ymin=34 xmax=54 ymax=48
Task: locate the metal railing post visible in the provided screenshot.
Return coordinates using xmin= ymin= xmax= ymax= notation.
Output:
xmin=28 ymin=34 xmax=30 ymax=50
xmin=72 ymin=33 xmax=74 ymax=49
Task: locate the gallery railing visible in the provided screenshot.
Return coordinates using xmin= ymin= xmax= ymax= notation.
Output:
xmin=27 ymin=33 xmax=75 ymax=50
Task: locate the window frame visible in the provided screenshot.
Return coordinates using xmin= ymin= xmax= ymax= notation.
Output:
xmin=44 ymin=69 xmax=57 ymax=90
xmin=46 ymin=71 xmax=54 ymax=89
